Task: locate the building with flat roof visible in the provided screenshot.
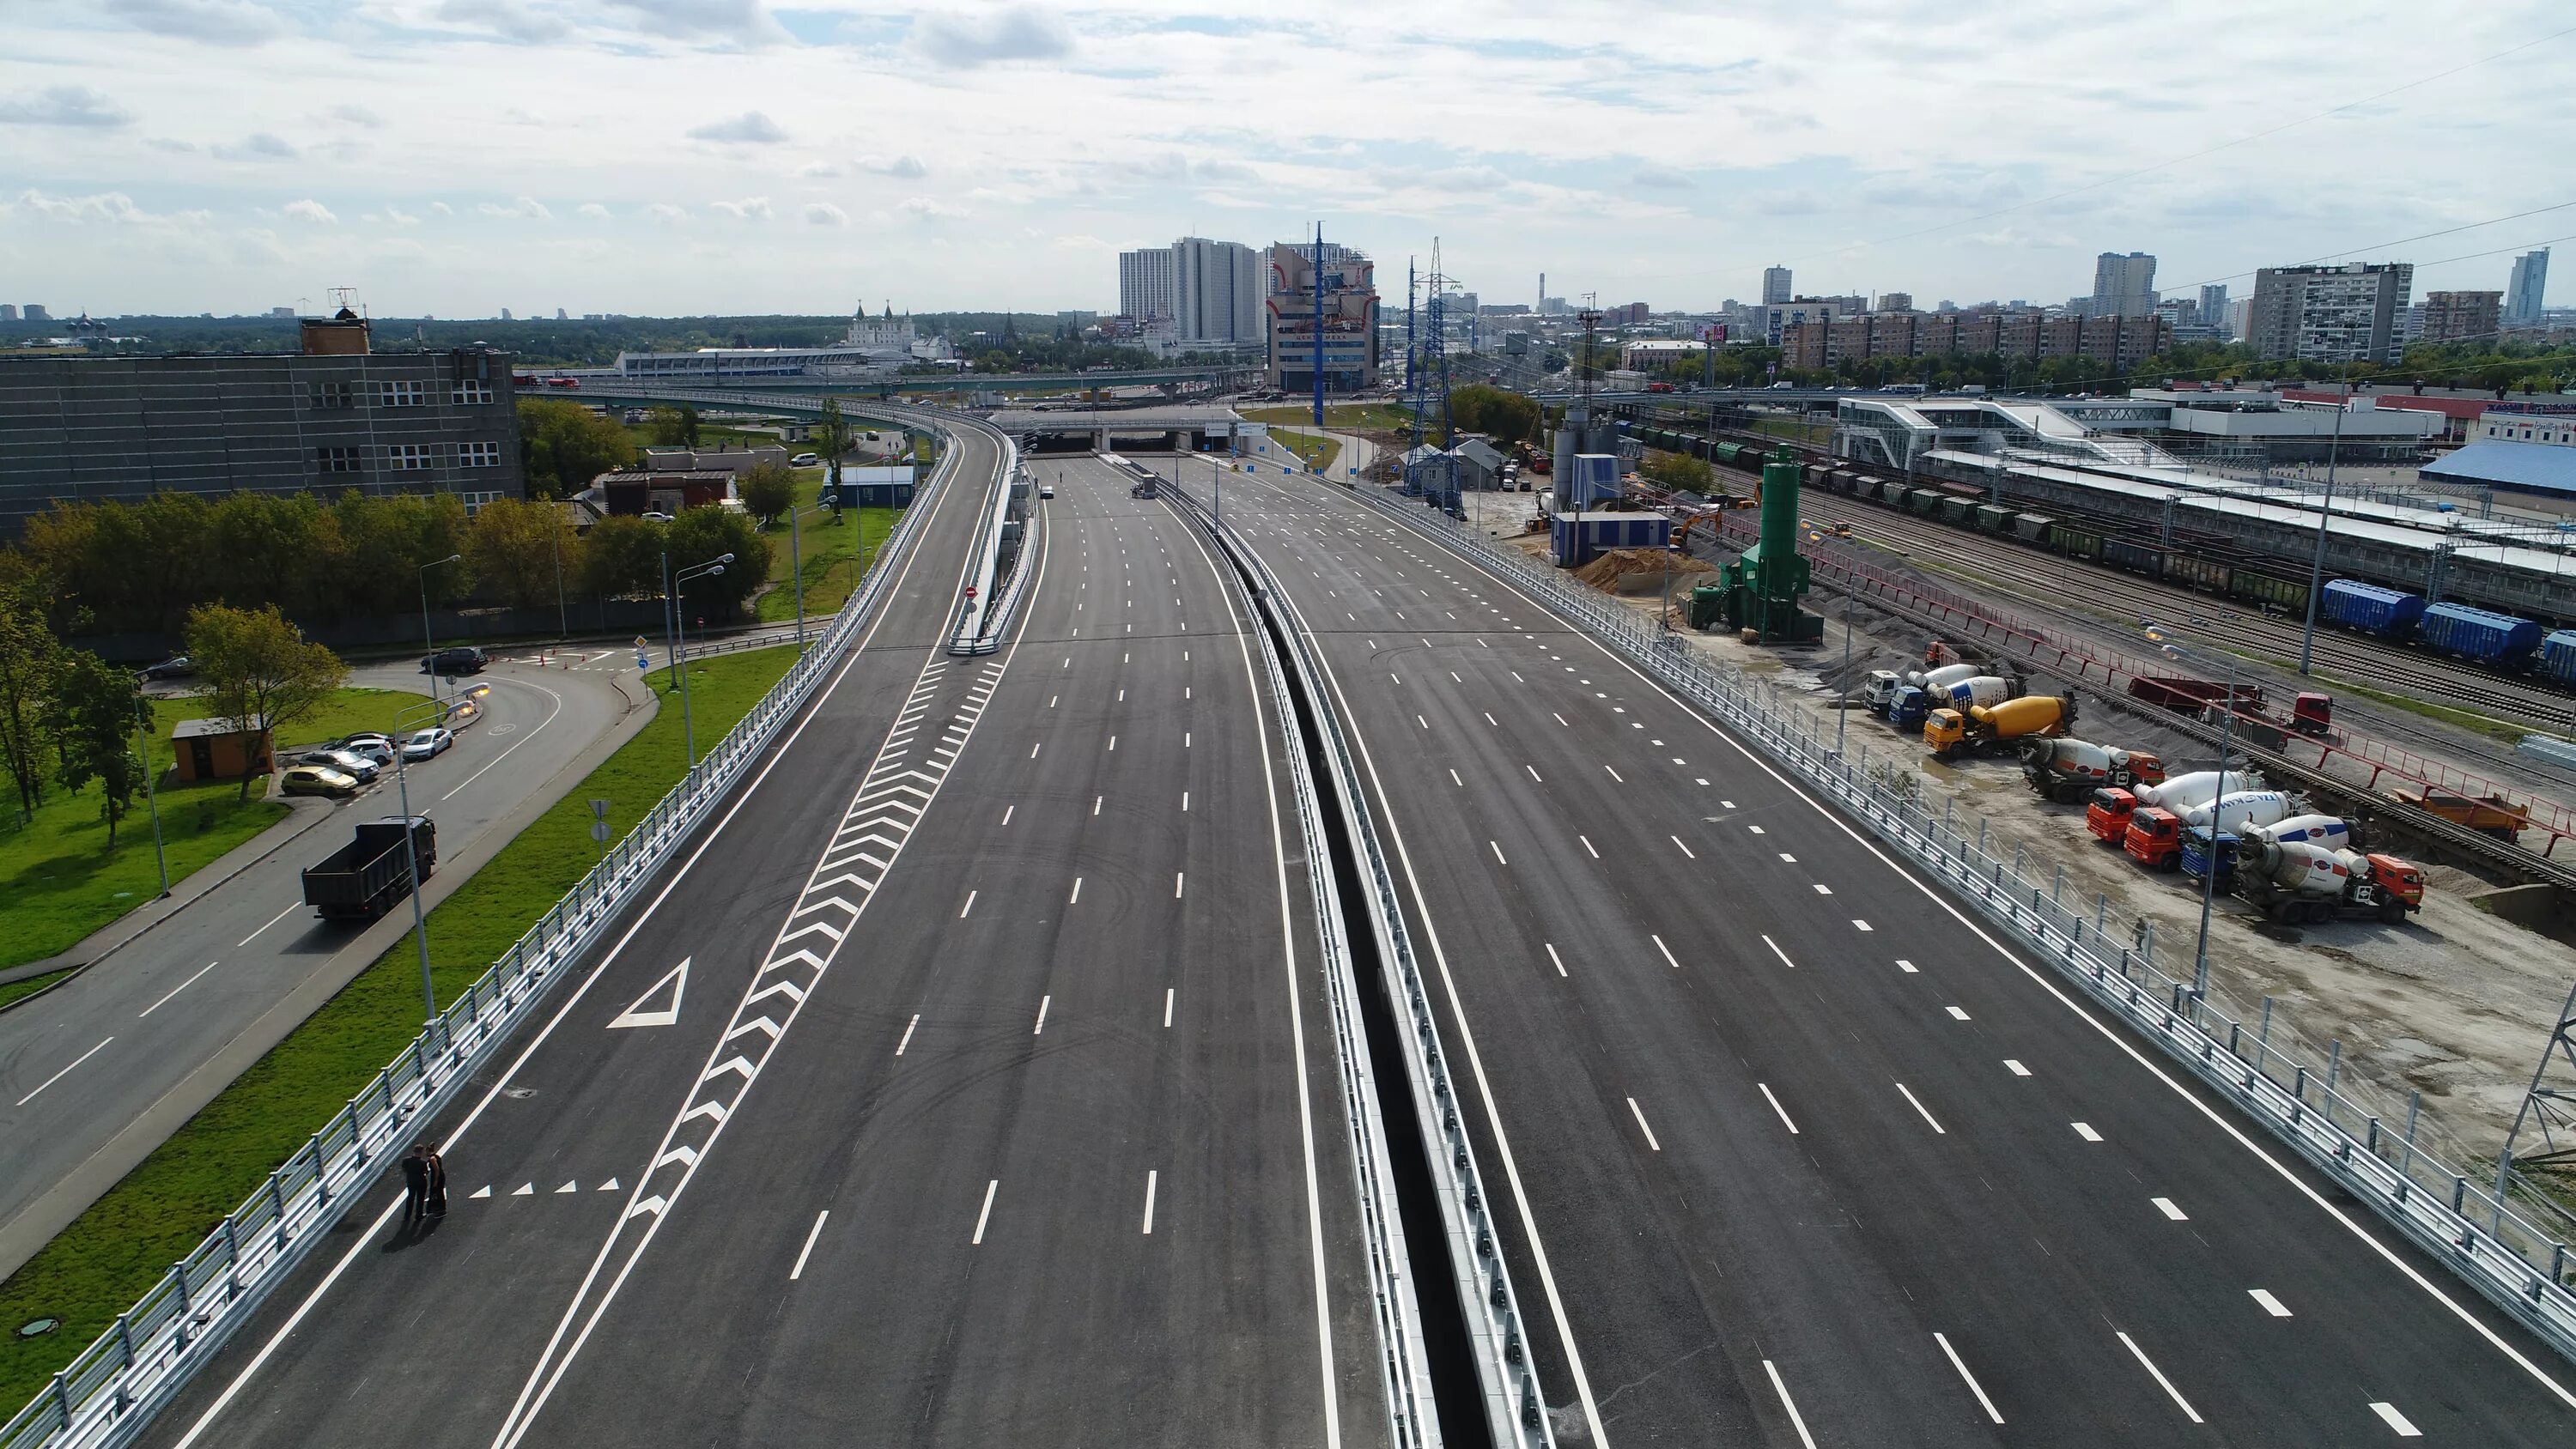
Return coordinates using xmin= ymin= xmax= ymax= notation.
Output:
xmin=613 ymin=306 xmax=948 ymax=379
xmin=0 ymin=312 xmax=521 ymax=536
xmin=2507 ymin=248 xmax=2551 ymax=325
xmin=1761 ymin=266 xmax=1791 ymax=306
xmin=2247 ymin=262 xmax=2412 ymax=363
xmin=2421 ymin=290 xmax=2502 ymax=344
xmin=1265 ymin=241 xmax=1380 ymax=393
xmin=1170 ymin=237 xmax=1263 ymax=347
xmin=2087 ymin=252 xmax=2157 ymax=318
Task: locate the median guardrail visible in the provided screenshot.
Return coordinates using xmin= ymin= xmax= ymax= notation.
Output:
xmin=1165 ymin=474 xmax=1555 ymax=1449
xmin=1348 ymin=483 xmax=2576 ymax=1373
xmin=0 ymin=415 xmax=987 ymax=1449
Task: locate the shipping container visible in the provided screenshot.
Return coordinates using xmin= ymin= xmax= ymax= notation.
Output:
xmin=2542 ymin=630 xmax=2576 ymax=688
xmin=2319 ymin=579 xmax=2426 ymax=640
xmin=2417 ymin=601 xmax=2544 ymax=666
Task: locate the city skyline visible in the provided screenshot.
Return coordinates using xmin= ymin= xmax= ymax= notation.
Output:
xmin=0 ymin=2 xmax=2570 ymax=318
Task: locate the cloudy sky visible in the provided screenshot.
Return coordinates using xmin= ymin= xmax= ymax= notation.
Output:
xmin=3 ymin=0 xmax=2573 ymax=320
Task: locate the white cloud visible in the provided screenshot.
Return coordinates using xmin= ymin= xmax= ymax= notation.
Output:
xmin=642 ymin=203 xmax=690 ymax=224
xmin=896 ymin=197 xmax=966 ymax=221
xmin=381 ymin=205 xmax=422 ymax=227
xmin=707 ymin=197 xmax=774 ymax=221
xmin=687 ymin=112 xmax=787 ymax=144
xmin=434 ymin=0 xmax=569 ymax=43
xmin=105 ymin=0 xmax=283 ymax=46
xmin=802 ymin=203 xmax=847 ymax=226
xmin=282 ymin=198 xmax=337 ymax=225
xmin=480 ymin=196 xmax=553 ymax=220
xmin=860 ymin=154 xmax=929 ymax=179
xmin=0 ymin=86 xmax=134 ymax=129
xmin=12 ymin=189 xmax=210 ymax=227
xmin=798 ymin=161 xmax=841 ymax=178
xmin=577 ymin=202 xmax=613 ymax=220
xmin=913 ymin=4 xmax=1073 ymax=67
xmin=430 ymin=201 xmax=454 ymax=215
xmin=602 ymin=0 xmax=791 ymax=46
xmin=321 ymin=103 xmax=383 ymax=129
xmin=211 ymin=132 xmax=297 ymax=161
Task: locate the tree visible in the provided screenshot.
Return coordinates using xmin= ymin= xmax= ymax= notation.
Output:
xmin=519 ymin=398 xmax=638 ymax=498
xmin=738 ymin=462 xmax=796 ymax=528
xmin=1449 ymin=384 xmax=1541 ymax=445
xmin=52 ymin=650 xmax=145 ymax=846
xmin=817 ymin=397 xmax=854 ymax=489
xmin=467 ymin=496 xmax=582 ymax=611
xmin=0 ymin=573 xmax=62 ymax=820
xmin=184 ymin=603 xmax=349 ymax=800
xmin=646 ymin=404 xmax=693 ymax=447
xmin=578 ymin=515 xmax=667 ymax=600
xmin=1638 ymin=450 xmax=1716 ymax=494
xmin=665 ymin=506 xmax=769 ymax=620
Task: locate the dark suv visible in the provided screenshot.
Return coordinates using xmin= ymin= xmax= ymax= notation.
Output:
xmin=420 ymin=646 xmax=489 ymax=676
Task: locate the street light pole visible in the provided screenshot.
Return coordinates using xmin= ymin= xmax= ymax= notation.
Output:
xmin=2148 ymin=619 xmax=2236 ymax=1008
xmin=1835 ymin=591 xmax=1856 ymax=758
xmin=390 ymin=698 xmax=444 ymax=1023
xmin=2295 ymin=378 xmax=2350 ymax=675
xmin=789 ymin=498 xmax=806 ymax=650
xmin=419 ymin=553 xmax=461 ymax=706
xmin=671 ymin=553 xmax=733 ymax=766
xmin=133 ymin=694 xmax=169 ymax=897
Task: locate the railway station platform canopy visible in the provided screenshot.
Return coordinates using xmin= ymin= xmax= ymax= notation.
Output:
xmin=2420 ymin=440 xmax=2576 ymax=500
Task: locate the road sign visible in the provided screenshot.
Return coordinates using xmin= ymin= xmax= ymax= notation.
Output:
xmin=590 ymin=798 xmax=610 ymax=820
xmin=591 ymin=821 xmax=611 ymax=844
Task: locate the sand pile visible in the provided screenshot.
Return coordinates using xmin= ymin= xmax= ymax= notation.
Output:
xmin=1574 ymin=547 xmax=1714 ymax=595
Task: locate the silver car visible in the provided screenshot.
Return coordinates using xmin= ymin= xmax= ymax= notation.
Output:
xmin=297 ymin=746 xmax=381 ymax=785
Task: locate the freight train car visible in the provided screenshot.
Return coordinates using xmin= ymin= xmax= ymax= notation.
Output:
xmin=2544 ymin=630 xmax=2576 ymax=687
xmin=2319 ymin=579 xmax=2427 ymax=640
xmin=2419 ymin=601 xmax=2544 ymax=667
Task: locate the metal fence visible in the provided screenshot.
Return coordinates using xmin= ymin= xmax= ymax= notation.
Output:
xmin=1166 ymin=475 xmax=1556 ymax=1448
xmin=1347 ymin=484 xmax=2576 ymax=1368
xmin=2 ymin=417 xmax=975 ymax=1449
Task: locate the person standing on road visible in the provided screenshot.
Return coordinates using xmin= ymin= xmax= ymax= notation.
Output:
xmin=399 ymin=1143 xmax=431 ymax=1228
xmin=423 ymin=1142 xmax=449 ymax=1220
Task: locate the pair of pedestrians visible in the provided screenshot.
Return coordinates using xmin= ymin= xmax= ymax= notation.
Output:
xmin=399 ymin=1141 xmax=447 ymax=1229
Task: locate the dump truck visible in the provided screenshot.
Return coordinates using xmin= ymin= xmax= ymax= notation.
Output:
xmin=302 ymin=815 xmax=436 ymax=922
xmin=2024 ymin=739 xmax=2164 ymax=803
xmin=2181 ymin=790 xmax=2296 ymax=834
xmin=2233 ymin=841 xmax=2422 ymax=925
xmin=1924 ymin=694 xmax=2072 ymax=759
xmin=2395 ymin=788 xmax=2526 ymax=840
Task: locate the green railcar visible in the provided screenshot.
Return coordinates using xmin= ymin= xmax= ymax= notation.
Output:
xmin=2229 ymin=565 xmax=2310 ymax=615
xmin=2166 ymin=551 xmax=2231 ymax=594
xmin=2050 ymin=521 xmax=2105 ymax=561
xmin=1909 ymin=488 xmax=1944 ymax=517
xmin=1973 ymin=503 xmax=2014 ymax=534
xmin=1937 ymin=496 xmax=1978 ymax=525
xmin=2010 ymin=512 xmax=2055 ymax=543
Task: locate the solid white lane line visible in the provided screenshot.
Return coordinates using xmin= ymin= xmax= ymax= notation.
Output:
xmin=236 ymin=901 xmax=300 ymax=948
xmin=1141 ymin=1170 xmax=1158 ymax=1234
xmin=1545 ymin=944 xmax=1567 ymax=978
xmin=959 ymin=890 xmax=977 ymax=918
xmin=1030 ymin=742 xmax=1041 ymax=757
xmin=1449 ymin=769 xmax=1463 ymax=786
xmin=1094 ymin=795 xmax=1103 ymax=815
xmin=2117 ymin=1331 xmax=2202 ymax=1423
xmin=2370 ymin=1402 xmax=2421 ymax=1436
xmin=1670 ymin=835 xmax=1696 ymax=859
xmin=1527 ymin=765 xmax=1543 ymax=783
xmin=1033 ymin=996 xmax=1050 ymax=1034
xmin=1625 ymin=1097 xmax=1662 ymax=1151
xmin=1163 ymin=988 xmax=1174 ymax=1028
xmin=1762 ymin=1361 xmax=1820 ymax=1449
xmin=15 ymin=1036 xmax=113 ymax=1106
xmin=1895 ymin=1082 xmax=1947 ymax=1134
xmin=2153 ymin=1197 xmax=2188 ymax=1221
xmin=1174 ymin=871 xmax=1186 ymax=898
xmin=1759 ymin=1083 xmax=1799 ymax=1135
xmin=2072 ymin=1122 xmax=2103 ymax=1142
xmin=1579 ymin=834 xmax=1598 ymax=858
xmin=788 ymin=1210 xmax=828 ymax=1281
xmin=1761 ymin=935 xmax=1795 ymax=969
xmin=1109 ymin=735 xmax=1117 ymax=750
xmin=139 ymin=960 xmax=221 ymax=1017
xmin=1934 ymin=1332 xmax=2004 ymax=1424
xmin=1650 ymin=934 xmax=1681 ymax=970
xmin=1604 ymin=765 xmax=1623 ymax=783
xmin=896 ymin=1015 xmax=919 ymax=1055
xmin=2004 ymin=1058 xmax=2030 ymax=1076
xmin=1490 ymin=840 xmax=1507 ymax=865
xmin=1182 ymin=791 xmax=1189 ymax=810
xmin=1069 ymin=877 xmax=1083 ymax=904
xmin=2250 ymin=1288 xmax=2293 ymax=1317
xmin=971 ymin=1179 xmax=998 ymax=1245
xmin=1945 ymin=1005 xmax=1971 ymax=1021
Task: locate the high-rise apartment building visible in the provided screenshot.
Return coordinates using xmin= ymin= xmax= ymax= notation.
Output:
xmin=2246 ymin=262 xmax=2413 ymax=363
xmin=1265 ymin=241 xmax=1379 ymax=393
xmin=2089 ymin=252 xmax=2158 ymax=318
xmin=2199 ymin=284 xmax=2229 ymax=338
xmin=1170 ymin=237 xmax=1262 ymax=345
xmin=22 ymin=305 xmax=50 ymax=322
xmin=1762 ymin=266 xmax=1792 ymax=306
xmin=1878 ymin=292 xmax=1913 ymax=313
xmin=2421 ymin=290 xmax=2502 ymax=344
xmin=0 ymin=306 xmax=17 ymax=322
xmin=2507 ymin=248 xmax=2551 ymax=324
xmin=1118 ymin=246 xmax=1178 ymax=322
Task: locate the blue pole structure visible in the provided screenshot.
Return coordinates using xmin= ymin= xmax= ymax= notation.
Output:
xmin=1406 ymin=257 xmax=1418 ymax=491
xmin=1312 ymin=221 xmax=1326 ymax=430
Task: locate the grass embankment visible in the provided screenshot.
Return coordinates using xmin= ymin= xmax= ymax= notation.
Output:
xmin=0 ymin=688 xmax=428 ymax=972
xmin=1264 ymin=430 xmax=1343 ymax=476
xmin=756 ymin=478 xmax=904 ymax=624
xmin=0 ymin=646 xmax=798 ymax=1408
xmin=1239 ymin=403 xmax=1414 ymax=431
xmin=0 ymin=968 xmax=76 ymax=1009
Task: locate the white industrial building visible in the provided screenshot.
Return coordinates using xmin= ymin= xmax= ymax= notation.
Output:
xmin=613 ymin=306 xmax=950 ymax=380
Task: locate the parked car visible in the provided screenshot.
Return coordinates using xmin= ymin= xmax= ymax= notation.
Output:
xmin=335 ymin=737 xmax=395 ymax=767
xmin=791 ymin=452 xmax=820 ymax=467
xmin=420 ymin=646 xmax=489 ymax=676
xmin=402 ymin=727 xmax=455 ymax=761
xmin=281 ymin=764 xmax=360 ymax=798
xmin=296 ymin=747 xmax=381 ymax=785
xmin=138 ymin=656 xmax=194 ymax=681
xmin=1039 ymin=484 xmax=1055 ymax=499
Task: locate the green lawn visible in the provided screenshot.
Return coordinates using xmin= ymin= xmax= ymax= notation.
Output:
xmin=1265 ymin=429 xmax=1343 ymax=476
xmin=1239 ymin=403 xmax=1414 ymax=431
xmin=756 ymin=477 xmax=905 ymax=623
xmin=0 ymin=645 xmax=799 ymax=1410
xmin=0 ymin=967 xmax=76 ymax=1010
xmin=0 ymin=688 xmax=428 ymax=972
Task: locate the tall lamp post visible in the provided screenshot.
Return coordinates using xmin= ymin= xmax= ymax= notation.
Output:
xmin=670 ymin=553 xmax=732 ymax=765
xmin=133 ymin=694 xmax=169 ymax=898
xmin=2293 ymin=378 xmax=2351 ymax=675
xmin=389 ymin=696 xmax=447 ymax=1022
xmin=2143 ymin=618 xmax=2239 ymax=1009
xmin=786 ymin=495 xmax=833 ymax=651
xmin=419 ymin=553 xmax=461 ymax=704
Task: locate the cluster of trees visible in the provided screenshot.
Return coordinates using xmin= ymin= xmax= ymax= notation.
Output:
xmin=1637 ymin=451 xmax=1716 ymax=494
xmin=0 ymin=559 xmax=352 ymax=834
xmin=1448 ymin=385 xmax=1544 ymax=445
xmin=12 ymin=488 xmax=771 ymax=640
xmin=520 ymin=398 xmax=640 ymax=497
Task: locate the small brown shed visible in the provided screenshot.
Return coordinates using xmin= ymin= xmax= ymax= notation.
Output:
xmin=170 ymin=717 xmax=274 ymax=783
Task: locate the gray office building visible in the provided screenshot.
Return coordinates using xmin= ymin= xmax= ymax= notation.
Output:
xmin=2247 ymin=262 xmax=2413 ymax=364
xmin=0 ymin=312 xmax=524 ymax=536
xmin=2507 ymin=248 xmax=2550 ymax=324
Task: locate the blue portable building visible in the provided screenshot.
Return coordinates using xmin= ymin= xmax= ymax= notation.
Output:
xmin=1566 ymin=453 xmax=1623 ymax=508
xmin=2417 ymin=600 xmax=2543 ymax=667
xmin=1551 ymin=509 xmax=1670 ymax=568
xmin=2318 ymin=579 xmax=2426 ymax=640
xmin=2542 ymin=630 xmax=2576 ymax=687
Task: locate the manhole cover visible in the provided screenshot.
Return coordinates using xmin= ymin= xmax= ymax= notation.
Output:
xmin=17 ymin=1319 xmax=58 ymax=1338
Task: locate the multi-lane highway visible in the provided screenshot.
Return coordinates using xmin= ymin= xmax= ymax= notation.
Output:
xmin=137 ymin=443 xmax=1395 ymax=1446
xmin=1198 ymin=459 xmax=2576 ymax=1446
xmin=0 ymin=662 xmax=641 ymax=1279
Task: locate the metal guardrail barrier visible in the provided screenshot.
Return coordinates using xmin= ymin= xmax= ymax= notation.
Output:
xmin=947 ymin=427 xmax=1025 ymax=655
xmin=0 ymin=417 xmax=983 ymax=1449
xmin=1349 ymin=484 xmax=2576 ymax=1371
xmin=1159 ymin=479 xmax=1440 ymax=1449
xmin=1165 ymin=474 xmax=1555 ymax=1449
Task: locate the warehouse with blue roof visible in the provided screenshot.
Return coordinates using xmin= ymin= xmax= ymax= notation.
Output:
xmin=2419 ymin=440 xmax=2576 ymax=500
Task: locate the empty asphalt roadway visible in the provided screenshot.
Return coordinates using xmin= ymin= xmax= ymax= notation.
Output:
xmin=137 ymin=445 xmax=1392 ymax=1447
xmin=1200 ymin=460 xmax=2576 ymax=1446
